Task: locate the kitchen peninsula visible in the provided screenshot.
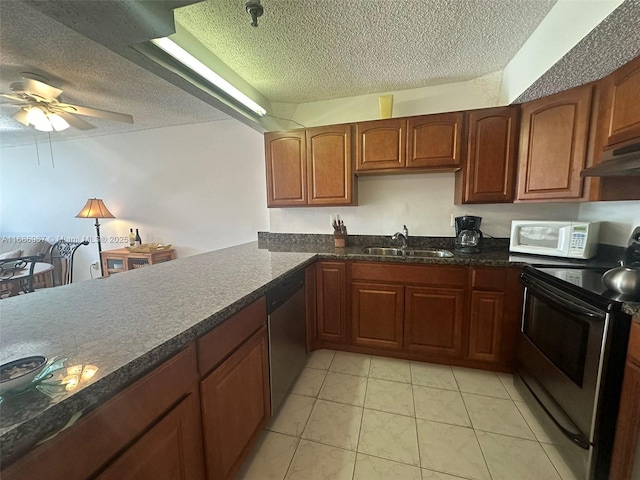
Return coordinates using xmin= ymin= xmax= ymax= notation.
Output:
xmin=2 ymin=239 xmax=639 ymax=478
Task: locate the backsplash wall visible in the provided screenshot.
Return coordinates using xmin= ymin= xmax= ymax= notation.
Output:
xmin=268 ymin=173 xmax=582 ymax=239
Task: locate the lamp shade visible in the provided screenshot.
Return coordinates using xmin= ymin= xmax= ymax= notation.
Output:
xmin=75 ymin=198 xmax=115 ymax=219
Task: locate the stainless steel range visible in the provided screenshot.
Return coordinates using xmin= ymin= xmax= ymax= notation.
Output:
xmin=515 ymin=265 xmax=637 ymax=480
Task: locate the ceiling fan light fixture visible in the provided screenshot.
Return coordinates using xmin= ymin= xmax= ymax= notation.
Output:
xmin=48 ymin=113 xmax=70 ymax=131
xmin=150 ymin=37 xmax=267 ymax=117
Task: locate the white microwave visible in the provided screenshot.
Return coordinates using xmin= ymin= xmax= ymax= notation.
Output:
xmin=509 ymin=221 xmax=600 ymax=259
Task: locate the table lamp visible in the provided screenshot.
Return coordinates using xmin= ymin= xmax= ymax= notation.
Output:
xmin=76 ymin=198 xmax=115 ymax=277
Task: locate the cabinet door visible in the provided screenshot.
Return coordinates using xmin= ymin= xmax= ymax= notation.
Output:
xmin=467 ymin=291 xmax=504 ymax=363
xmin=404 ymin=286 xmax=465 ymax=358
xmin=306 ymin=125 xmax=355 ymax=205
xmin=355 ymin=119 xmax=406 ymax=172
xmin=516 ymin=84 xmax=593 ymax=201
xmin=200 ymin=327 xmax=270 ymax=480
xmin=265 ymin=131 xmax=307 ymax=206
xmin=460 ymin=107 xmax=518 ymax=203
xmin=316 ymin=261 xmax=347 ymax=344
xmin=97 ymin=394 xmax=205 ymax=480
xmin=351 ymin=282 xmax=404 ymax=350
xmin=598 ymin=55 xmax=640 ymax=148
xmin=407 ymin=112 xmax=464 ymax=169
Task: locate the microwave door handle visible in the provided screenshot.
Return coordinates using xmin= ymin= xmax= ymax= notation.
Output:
xmin=521 ymin=276 xmax=605 ymax=320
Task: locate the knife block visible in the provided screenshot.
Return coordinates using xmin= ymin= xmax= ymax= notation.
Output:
xmin=334 ymin=232 xmax=347 ymax=248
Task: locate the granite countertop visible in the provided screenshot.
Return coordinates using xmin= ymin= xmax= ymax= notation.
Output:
xmin=2 ymin=236 xmax=638 ymax=465
xmin=0 ymin=242 xmax=316 ymax=464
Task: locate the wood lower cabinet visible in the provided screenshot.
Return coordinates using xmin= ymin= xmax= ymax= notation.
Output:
xmin=2 ymin=346 xmax=204 ymax=480
xmin=265 ymin=130 xmax=307 ymax=207
xmin=404 ymin=286 xmax=465 ymax=358
xmin=200 ymin=326 xmax=270 ymax=480
xmin=456 ymin=106 xmax=519 ymax=204
xmin=407 ymin=112 xmax=464 ymax=169
xmin=315 ymin=261 xmax=522 ymax=371
xmin=316 ymin=261 xmax=347 ymax=344
xmin=610 ymin=319 xmax=640 ymax=480
xmin=351 ymin=282 xmax=404 ymax=349
xmin=355 ymin=118 xmax=406 ymax=172
xmin=97 ymin=394 xmax=205 ymax=480
xmin=516 ymin=84 xmax=593 ymax=201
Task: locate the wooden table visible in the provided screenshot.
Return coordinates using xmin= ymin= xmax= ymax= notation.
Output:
xmin=100 ymin=248 xmax=176 ymax=277
xmin=0 ymin=262 xmax=53 ymax=297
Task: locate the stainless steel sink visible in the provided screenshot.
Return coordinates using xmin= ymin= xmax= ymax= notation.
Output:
xmin=361 ymin=247 xmax=454 ymax=258
xmin=405 ymin=249 xmax=454 ymax=258
xmin=361 ymin=247 xmax=404 ymax=256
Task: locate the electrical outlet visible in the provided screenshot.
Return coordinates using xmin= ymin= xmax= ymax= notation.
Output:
xmin=91 ymin=262 xmax=100 ymax=269
xmin=450 ymin=214 xmax=455 ymax=227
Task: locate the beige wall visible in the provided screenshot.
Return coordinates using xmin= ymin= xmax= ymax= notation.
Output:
xmin=0 ymin=119 xmax=269 ymax=281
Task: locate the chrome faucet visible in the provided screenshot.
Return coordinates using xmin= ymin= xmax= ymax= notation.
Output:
xmin=392 ymin=226 xmax=408 ymax=249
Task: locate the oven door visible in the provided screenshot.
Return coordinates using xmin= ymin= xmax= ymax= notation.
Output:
xmin=516 ymin=273 xmax=608 ymax=445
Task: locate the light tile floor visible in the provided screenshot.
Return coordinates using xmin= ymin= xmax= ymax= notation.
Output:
xmin=237 ymin=350 xmax=578 ymax=480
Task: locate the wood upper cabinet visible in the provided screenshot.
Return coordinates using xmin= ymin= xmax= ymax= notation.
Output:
xmin=456 ymin=107 xmax=519 ymax=203
xmin=404 ymin=285 xmax=466 ymax=358
xmin=598 ymin=55 xmax=640 ymax=149
xmin=265 ymin=131 xmax=307 ymax=207
xmin=265 ymin=126 xmax=356 ymax=207
xmin=351 ymin=282 xmax=404 ymax=350
xmin=307 ymin=125 xmax=355 ymax=205
xmin=516 ymin=84 xmax=593 ymax=201
xmin=355 ymin=118 xmax=406 ymax=172
xmin=407 ymin=112 xmax=464 ymax=169
xmin=200 ymin=326 xmax=270 ymax=480
xmin=316 ymin=261 xmax=347 ymax=344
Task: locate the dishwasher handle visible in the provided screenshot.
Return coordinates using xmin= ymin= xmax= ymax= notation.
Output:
xmin=267 ymin=270 xmax=305 ymax=314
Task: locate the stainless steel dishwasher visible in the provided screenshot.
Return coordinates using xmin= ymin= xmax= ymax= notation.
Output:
xmin=266 ymin=270 xmax=307 ymax=414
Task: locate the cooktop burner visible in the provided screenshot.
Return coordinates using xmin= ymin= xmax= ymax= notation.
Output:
xmin=531 ymin=266 xmax=640 ymax=305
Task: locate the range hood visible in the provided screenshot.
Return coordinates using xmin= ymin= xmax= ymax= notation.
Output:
xmin=581 ymin=142 xmax=640 ymax=177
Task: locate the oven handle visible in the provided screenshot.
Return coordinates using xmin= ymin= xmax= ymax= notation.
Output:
xmin=521 ymin=276 xmax=605 ymax=320
xmin=517 ymin=369 xmax=592 ymax=450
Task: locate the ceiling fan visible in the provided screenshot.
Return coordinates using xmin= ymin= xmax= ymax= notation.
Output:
xmin=0 ymin=75 xmax=134 ymax=132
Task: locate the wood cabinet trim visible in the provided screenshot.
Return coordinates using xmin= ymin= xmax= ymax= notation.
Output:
xmin=197 ymin=296 xmax=266 ymax=376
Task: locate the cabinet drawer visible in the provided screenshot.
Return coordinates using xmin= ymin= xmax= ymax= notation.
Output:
xmin=3 ymin=345 xmax=198 ymax=480
xmin=471 ymin=268 xmax=507 ymax=291
xmin=351 ymin=262 xmax=467 ymax=287
xmin=197 ymin=297 xmax=266 ymax=376
xmin=629 ymin=321 xmax=640 ymax=366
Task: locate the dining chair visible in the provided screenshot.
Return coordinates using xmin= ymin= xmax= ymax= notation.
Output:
xmin=0 ymin=253 xmax=46 ymax=297
xmin=50 ymin=240 xmax=89 ymax=286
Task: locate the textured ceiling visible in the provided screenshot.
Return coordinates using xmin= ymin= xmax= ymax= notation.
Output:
xmin=1 ymin=0 xmax=637 ymax=149
xmin=175 ymin=0 xmax=556 ymax=104
xmin=0 ymin=1 xmax=229 ymax=148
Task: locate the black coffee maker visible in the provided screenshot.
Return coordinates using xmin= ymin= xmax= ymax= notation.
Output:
xmin=454 ymin=215 xmax=483 ymax=253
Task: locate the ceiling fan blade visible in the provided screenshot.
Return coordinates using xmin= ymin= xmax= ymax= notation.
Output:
xmin=56 ymin=111 xmax=96 ymax=130
xmin=0 ymin=93 xmax=29 ymax=102
xmin=59 ymin=103 xmax=133 ymax=124
xmin=12 ymin=109 xmax=29 ymax=126
xmin=11 ymin=78 xmax=63 ymax=100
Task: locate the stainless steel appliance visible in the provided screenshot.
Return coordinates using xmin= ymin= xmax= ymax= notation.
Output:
xmin=454 ymin=215 xmax=483 ymax=253
xmin=515 ymin=265 xmax=636 ymax=480
xmin=266 ymin=270 xmax=307 ymax=415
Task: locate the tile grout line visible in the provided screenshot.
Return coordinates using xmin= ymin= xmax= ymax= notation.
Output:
xmin=351 ymin=356 xmax=372 ymax=480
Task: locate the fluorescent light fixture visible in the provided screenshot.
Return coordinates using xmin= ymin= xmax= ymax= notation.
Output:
xmin=151 ymin=37 xmax=267 ymax=117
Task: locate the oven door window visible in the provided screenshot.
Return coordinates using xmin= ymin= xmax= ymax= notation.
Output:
xmin=523 ymin=292 xmax=589 ymax=387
